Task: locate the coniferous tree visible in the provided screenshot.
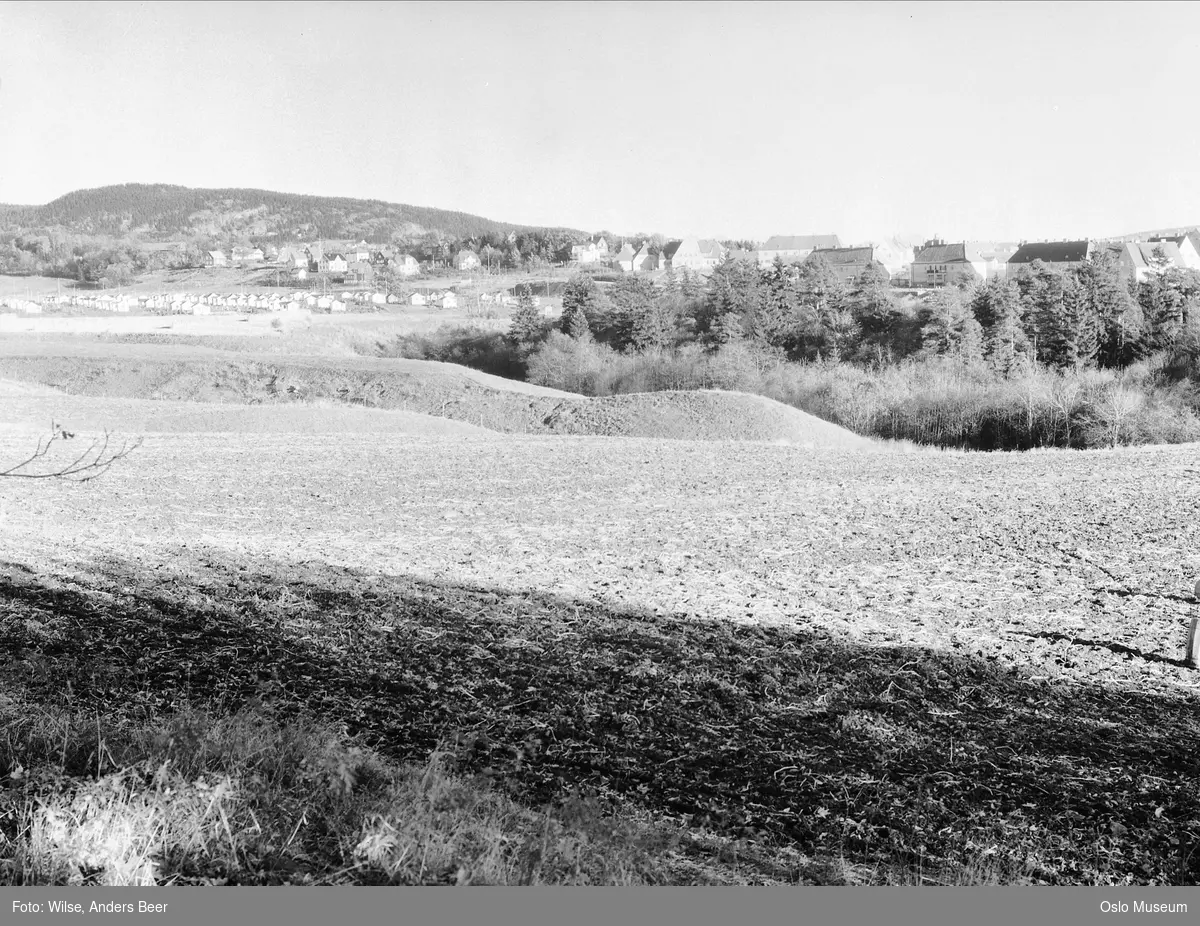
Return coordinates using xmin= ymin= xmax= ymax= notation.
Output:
xmin=1078 ymin=251 xmax=1143 ymax=368
xmin=1018 ymin=261 xmax=1066 ymax=365
xmin=561 ymin=302 xmax=591 ymax=339
xmin=1138 ymin=273 xmax=1185 ymax=353
xmin=1051 ymin=273 xmax=1100 ymax=370
xmin=630 ymin=294 xmax=678 ymax=353
xmin=751 ymin=257 xmax=801 ymax=353
xmin=918 ymin=288 xmax=969 ymax=357
xmin=605 ymin=276 xmax=657 ymax=351
xmin=508 ymin=284 xmax=544 ymax=354
xmin=982 ymin=279 xmax=1030 ymax=376
xmin=850 ymin=262 xmax=897 ymax=362
xmin=957 ymin=315 xmax=986 ymax=367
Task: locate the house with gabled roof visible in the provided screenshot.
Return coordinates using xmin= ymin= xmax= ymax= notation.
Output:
xmin=757 ymin=235 xmax=842 ymax=268
xmin=662 ymin=238 xmax=727 ymax=273
xmin=278 ymin=247 xmax=309 ymax=269
xmin=322 ymin=253 xmax=349 ymax=274
xmin=352 ymin=240 xmax=373 ymax=262
xmin=455 ymin=249 xmax=481 ymax=271
xmin=391 ymin=253 xmax=420 ymax=276
xmin=231 ymin=246 xmax=264 ymax=264
xmin=910 ymin=239 xmax=989 ymax=287
xmin=612 ymin=243 xmax=637 ymax=272
xmin=347 ymin=260 xmax=374 ymax=284
xmin=571 ymin=242 xmax=601 ymax=265
xmin=207 ymin=250 xmax=227 ymax=267
xmin=807 ymin=246 xmax=877 ymax=284
xmin=1006 ymin=240 xmax=1092 ymax=276
xmin=1115 ymin=241 xmax=1187 ymax=283
xmin=630 ymin=244 xmax=658 ymax=272
xmin=1148 ymin=231 xmax=1200 ymax=271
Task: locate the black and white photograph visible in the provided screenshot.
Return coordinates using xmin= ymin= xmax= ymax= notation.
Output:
xmin=2 ymin=0 xmax=1200 ymax=907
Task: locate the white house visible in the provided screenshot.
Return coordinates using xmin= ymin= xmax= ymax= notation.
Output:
xmin=391 ymin=253 xmax=420 ymax=276
xmin=630 ymin=245 xmax=658 ymax=272
xmin=571 ymin=242 xmax=601 ymax=265
xmin=323 ymin=254 xmax=349 ymax=274
xmin=661 ymin=238 xmax=726 ymax=273
xmin=439 ymin=292 xmax=458 ymax=309
xmin=231 ymin=246 xmax=265 ymax=264
xmin=410 ymin=292 xmax=428 ymax=306
xmin=1148 ymin=232 xmax=1200 ymax=271
xmin=1116 ymin=241 xmax=1187 ymax=283
xmin=278 ymin=247 xmax=309 ymax=269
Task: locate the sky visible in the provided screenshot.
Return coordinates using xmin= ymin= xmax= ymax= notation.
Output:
xmin=2 ymin=0 xmax=1199 ymax=244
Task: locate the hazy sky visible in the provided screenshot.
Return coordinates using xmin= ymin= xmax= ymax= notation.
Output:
xmin=2 ymin=1 xmax=1198 ymax=243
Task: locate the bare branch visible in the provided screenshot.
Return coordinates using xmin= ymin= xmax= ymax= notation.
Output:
xmin=0 ymin=424 xmax=143 ymax=482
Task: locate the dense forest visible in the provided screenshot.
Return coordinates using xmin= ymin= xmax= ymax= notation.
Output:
xmin=400 ymin=251 xmax=1200 ymax=451
xmin=0 ymin=183 xmax=597 ymax=282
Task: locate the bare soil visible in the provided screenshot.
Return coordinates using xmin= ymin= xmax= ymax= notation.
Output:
xmin=0 ymin=340 xmax=869 ymax=446
xmin=2 ymin=415 xmax=1199 ymax=883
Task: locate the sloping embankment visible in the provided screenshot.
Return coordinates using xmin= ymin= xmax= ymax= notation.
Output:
xmin=0 ymin=346 xmax=871 ymax=446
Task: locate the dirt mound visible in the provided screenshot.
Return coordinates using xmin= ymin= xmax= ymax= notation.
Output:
xmin=0 ymin=344 xmax=872 ymax=446
xmin=0 ymin=391 xmax=493 ymax=438
xmin=539 ymin=391 xmax=873 ymax=447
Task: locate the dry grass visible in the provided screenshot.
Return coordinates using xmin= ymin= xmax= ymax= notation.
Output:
xmin=0 ymin=698 xmax=689 ymax=885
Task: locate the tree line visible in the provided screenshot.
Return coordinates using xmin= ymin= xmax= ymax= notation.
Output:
xmin=470 ymin=251 xmax=1200 ymax=450
xmin=508 ymin=249 xmax=1197 ymax=375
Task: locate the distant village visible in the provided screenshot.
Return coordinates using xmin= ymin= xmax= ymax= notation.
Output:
xmin=190 ymin=228 xmax=1200 ymax=288
xmin=565 ymin=231 xmax=1200 ymax=288
xmin=3 ymin=227 xmax=1197 ymax=317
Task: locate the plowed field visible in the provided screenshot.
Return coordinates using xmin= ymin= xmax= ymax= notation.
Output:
xmin=3 ymin=408 xmax=1200 ymax=883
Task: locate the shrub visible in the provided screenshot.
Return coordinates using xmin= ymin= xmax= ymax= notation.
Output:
xmin=379 ymin=327 xmax=526 ymax=380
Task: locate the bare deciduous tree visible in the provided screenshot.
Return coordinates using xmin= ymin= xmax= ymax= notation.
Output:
xmin=0 ymin=422 xmax=142 ymax=482
xmin=1095 ymin=385 xmax=1142 ymax=449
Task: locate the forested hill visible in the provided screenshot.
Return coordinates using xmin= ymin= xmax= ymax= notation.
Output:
xmin=2 ymin=183 xmax=585 ymax=243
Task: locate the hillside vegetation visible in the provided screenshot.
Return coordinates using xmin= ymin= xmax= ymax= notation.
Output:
xmin=0 ymin=184 xmax=585 ymax=244
xmin=0 ymin=184 xmax=594 ymax=284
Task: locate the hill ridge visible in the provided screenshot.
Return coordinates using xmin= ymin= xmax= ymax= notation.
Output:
xmin=0 ymin=182 xmax=588 ymax=244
